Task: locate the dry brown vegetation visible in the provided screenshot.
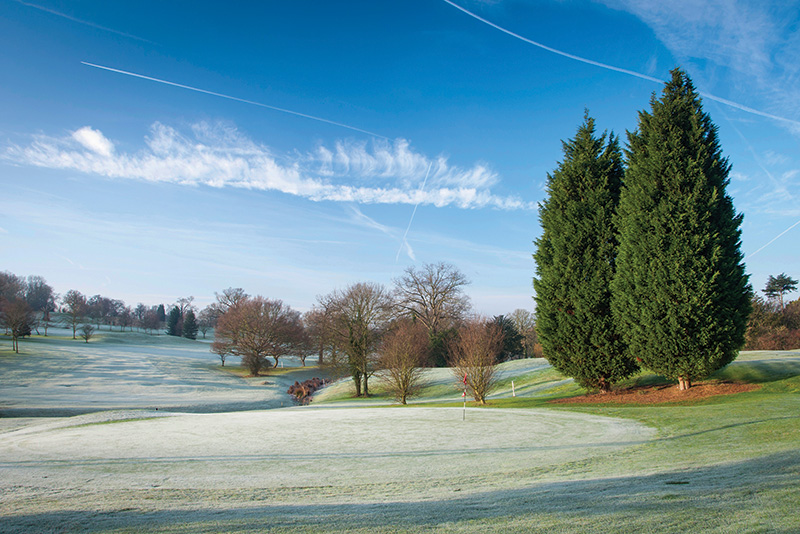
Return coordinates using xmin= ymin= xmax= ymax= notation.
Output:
xmin=550 ymin=380 xmax=760 ymax=405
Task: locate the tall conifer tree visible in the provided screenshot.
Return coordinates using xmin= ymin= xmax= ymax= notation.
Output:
xmin=534 ymin=114 xmax=637 ymax=392
xmin=182 ymin=309 xmax=199 ymax=340
xmin=613 ymin=68 xmax=752 ymax=390
xmin=166 ymin=306 xmax=182 ymax=337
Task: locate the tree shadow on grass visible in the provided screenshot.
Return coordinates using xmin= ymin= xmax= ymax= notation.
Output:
xmin=3 ymin=450 xmax=799 ymax=533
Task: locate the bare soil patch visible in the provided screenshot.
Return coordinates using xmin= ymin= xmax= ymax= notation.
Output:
xmin=550 ymin=380 xmax=760 ymax=405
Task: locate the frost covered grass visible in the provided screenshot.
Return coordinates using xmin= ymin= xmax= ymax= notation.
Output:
xmin=1 ymin=333 xmax=799 ymax=533
xmin=0 ymin=327 xmax=319 ymax=417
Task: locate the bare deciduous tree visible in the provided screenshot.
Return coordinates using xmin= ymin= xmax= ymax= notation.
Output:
xmin=379 ymin=319 xmax=430 ymax=404
xmin=393 ymin=262 xmax=471 ymax=336
xmin=209 ymin=288 xmax=248 ymax=319
xmin=1 ymin=272 xmax=27 ymax=348
xmin=508 ymin=308 xmax=538 ymax=358
xmin=176 ymin=296 xmax=196 ymax=316
xmin=62 ymin=290 xmax=87 ymax=340
xmin=134 ymin=303 xmax=148 ymax=326
xmin=0 ymin=271 xmax=25 ymax=304
xmin=197 ymin=306 xmax=216 ymax=339
xmin=2 ymin=298 xmax=33 ymax=353
xmin=24 ymin=275 xmax=55 ymax=336
xmin=448 ymin=318 xmax=504 ymax=405
xmin=304 ymin=304 xmax=338 ymax=366
xmin=323 ymin=282 xmax=394 ymax=397
xmin=140 ymin=307 xmax=161 ymax=334
xmin=212 ymin=296 xmax=304 ymax=375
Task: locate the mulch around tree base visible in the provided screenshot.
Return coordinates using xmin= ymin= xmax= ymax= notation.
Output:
xmin=549 ymin=381 xmax=760 ymax=405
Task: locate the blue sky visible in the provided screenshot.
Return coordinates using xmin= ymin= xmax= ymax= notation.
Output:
xmin=1 ymin=0 xmax=798 ymax=315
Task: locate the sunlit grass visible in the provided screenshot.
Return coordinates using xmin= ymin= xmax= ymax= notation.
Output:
xmin=2 ymin=335 xmax=799 ymax=533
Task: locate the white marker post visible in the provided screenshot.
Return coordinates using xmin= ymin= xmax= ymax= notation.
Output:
xmin=462 ymin=372 xmax=468 ymax=421
xmin=512 ymin=380 xmax=516 ymax=397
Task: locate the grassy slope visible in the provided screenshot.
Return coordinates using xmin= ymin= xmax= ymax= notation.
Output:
xmin=96 ymin=353 xmax=800 ymax=534
xmin=2 ymin=331 xmax=799 ymax=533
xmin=305 ymin=352 xmax=800 ymax=533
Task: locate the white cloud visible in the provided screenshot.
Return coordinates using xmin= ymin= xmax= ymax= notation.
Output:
xmin=71 ymin=126 xmax=115 ymax=157
xmin=5 ymin=122 xmax=531 ymax=211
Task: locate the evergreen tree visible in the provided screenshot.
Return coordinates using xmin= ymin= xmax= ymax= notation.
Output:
xmin=492 ymin=315 xmax=524 ymax=361
xmin=613 ymin=68 xmax=752 ymax=390
xmin=166 ymin=306 xmax=182 ymax=336
xmin=182 ymin=309 xmax=199 ymax=340
xmin=763 ymin=273 xmax=797 ymax=310
xmin=156 ymin=304 xmax=167 ymax=324
xmin=533 ymin=113 xmax=636 ymax=392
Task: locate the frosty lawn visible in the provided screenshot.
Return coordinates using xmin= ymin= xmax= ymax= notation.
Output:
xmin=1 ymin=331 xmax=799 ymax=532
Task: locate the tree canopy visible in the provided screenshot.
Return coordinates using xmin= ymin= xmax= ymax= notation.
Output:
xmin=212 ymin=296 xmax=305 ymax=376
xmin=764 ymin=273 xmax=798 ymax=310
xmin=534 ymin=113 xmax=636 ymax=392
xmin=612 ymin=68 xmax=752 ymax=390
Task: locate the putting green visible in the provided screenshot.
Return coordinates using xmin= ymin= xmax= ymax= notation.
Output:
xmin=0 ymin=407 xmax=653 ymax=493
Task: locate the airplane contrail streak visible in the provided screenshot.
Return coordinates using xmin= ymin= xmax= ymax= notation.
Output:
xmin=81 ymin=62 xmax=389 ymax=140
xmin=441 ymin=0 xmax=662 ymax=83
xmin=17 ymin=0 xmax=155 ymax=43
xmin=747 ymin=218 xmax=800 ymax=259
xmin=441 ymin=0 xmax=800 ymax=128
xmin=397 ymin=162 xmax=433 ymax=262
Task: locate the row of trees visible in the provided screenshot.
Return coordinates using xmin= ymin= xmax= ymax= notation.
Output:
xmin=210 ymin=263 xmax=527 ymax=404
xmin=534 ymin=68 xmax=753 ymax=392
xmin=0 ymin=272 xmax=223 ymax=347
xmin=2 ymin=266 xmax=537 ymax=398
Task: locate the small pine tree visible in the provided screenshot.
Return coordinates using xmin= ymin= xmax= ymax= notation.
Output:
xmin=182 ymin=309 xmax=199 ymax=340
xmin=612 ymin=68 xmax=752 ymax=390
xmin=156 ymin=304 xmax=167 ymax=324
xmin=166 ymin=306 xmax=182 ymax=336
xmin=764 ymin=273 xmax=798 ymax=310
xmin=533 ymin=113 xmax=637 ymax=392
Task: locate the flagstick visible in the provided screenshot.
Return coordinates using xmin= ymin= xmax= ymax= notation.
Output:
xmin=462 ymin=372 xmax=468 ymax=421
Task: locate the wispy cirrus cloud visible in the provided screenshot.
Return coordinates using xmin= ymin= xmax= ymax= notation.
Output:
xmin=4 ymin=122 xmax=532 ymax=210
xmin=597 ymin=0 xmax=800 ymax=127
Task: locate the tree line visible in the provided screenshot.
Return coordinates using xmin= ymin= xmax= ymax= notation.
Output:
xmin=0 ymin=273 xmax=220 ymax=348
xmin=210 ymin=263 xmax=536 ymax=404
xmin=1 ymin=265 xmax=538 ymax=404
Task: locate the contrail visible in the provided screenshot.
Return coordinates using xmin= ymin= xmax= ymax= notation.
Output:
xmin=709 ymin=100 xmax=796 ymax=260
xmin=16 ymin=1 xmax=154 ymax=44
xmin=441 ymin=0 xmax=662 ymax=83
xmin=747 ymin=218 xmax=800 ymax=259
xmin=441 ymin=0 xmax=800 ymax=128
xmin=710 ymin=100 xmax=794 ymax=202
xmin=396 ymin=162 xmax=433 ymax=262
xmin=81 ymin=62 xmax=389 ymax=140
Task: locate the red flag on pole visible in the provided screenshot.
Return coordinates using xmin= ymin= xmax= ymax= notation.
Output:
xmin=463 ymin=372 xmax=468 ymax=385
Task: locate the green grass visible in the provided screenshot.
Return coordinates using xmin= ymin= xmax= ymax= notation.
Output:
xmin=2 ymin=338 xmax=799 ymax=533
xmin=293 ymin=352 xmax=800 ymax=532
xmin=310 ymin=360 xmax=800 ymax=533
